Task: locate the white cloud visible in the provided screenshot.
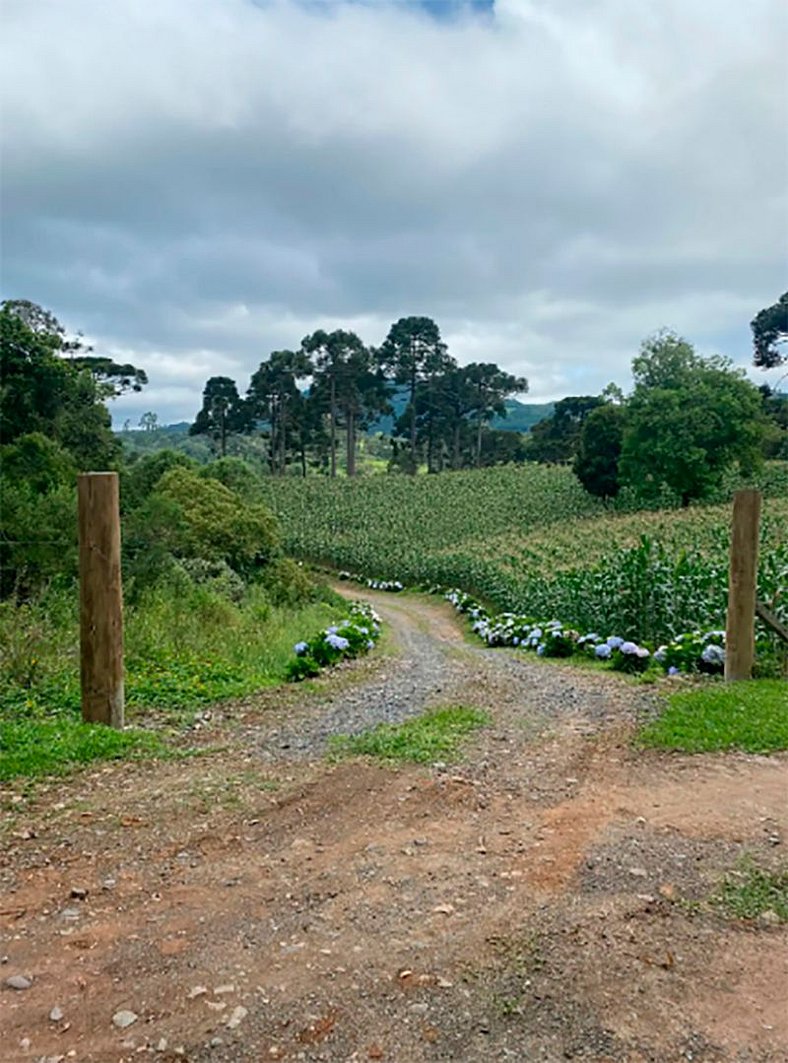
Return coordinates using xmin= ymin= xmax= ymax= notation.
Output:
xmin=2 ymin=0 xmax=786 ymax=423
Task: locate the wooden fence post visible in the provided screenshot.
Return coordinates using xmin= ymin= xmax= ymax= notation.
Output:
xmin=78 ymin=472 xmax=125 ymax=727
xmin=724 ymin=489 xmax=761 ymax=682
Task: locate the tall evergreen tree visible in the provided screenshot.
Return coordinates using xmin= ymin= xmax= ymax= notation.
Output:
xmin=378 ymin=317 xmax=454 ymax=473
xmin=189 ymin=376 xmax=250 ymax=457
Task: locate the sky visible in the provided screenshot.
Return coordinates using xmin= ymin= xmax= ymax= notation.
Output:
xmin=2 ymin=0 xmax=786 ymax=427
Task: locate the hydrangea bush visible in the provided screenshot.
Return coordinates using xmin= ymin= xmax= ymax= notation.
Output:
xmin=286 ymin=602 xmax=381 ymax=682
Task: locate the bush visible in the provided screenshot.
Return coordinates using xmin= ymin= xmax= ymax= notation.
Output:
xmin=154 ymin=467 xmax=280 ymax=577
xmin=262 ymin=557 xmax=315 ymax=607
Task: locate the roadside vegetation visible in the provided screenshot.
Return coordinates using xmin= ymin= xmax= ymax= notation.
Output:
xmin=329 ymin=706 xmax=489 ymax=764
xmin=639 ymin=680 xmax=788 ymax=754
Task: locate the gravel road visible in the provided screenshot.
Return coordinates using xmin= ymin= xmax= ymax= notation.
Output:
xmin=251 ymin=588 xmax=658 ymax=762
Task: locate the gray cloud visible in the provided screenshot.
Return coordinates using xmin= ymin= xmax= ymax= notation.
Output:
xmin=2 ymin=0 xmax=786 ymax=425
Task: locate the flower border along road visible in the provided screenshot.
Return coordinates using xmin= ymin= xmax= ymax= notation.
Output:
xmin=286 ymin=601 xmax=382 ymax=682
xmin=335 ymin=570 xmax=725 ymax=678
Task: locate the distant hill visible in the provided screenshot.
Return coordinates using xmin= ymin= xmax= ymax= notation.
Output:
xmin=367 ymin=390 xmax=553 ymax=436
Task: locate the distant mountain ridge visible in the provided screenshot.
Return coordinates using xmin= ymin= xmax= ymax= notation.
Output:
xmin=118 ymin=401 xmax=555 ymax=438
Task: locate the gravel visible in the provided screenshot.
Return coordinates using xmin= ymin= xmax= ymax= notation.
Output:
xmin=249 ymin=591 xmax=657 ymax=763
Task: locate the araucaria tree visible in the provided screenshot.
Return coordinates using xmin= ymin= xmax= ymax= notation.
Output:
xmin=189 ymin=376 xmax=250 ymax=456
xmin=303 ymin=330 xmax=390 ymax=478
xmin=247 ymin=350 xmax=312 ymax=475
xmin=378 ymin=317 xmax=453 ymax=473
xmin=619 ymin=331 xmax=766 ymax=506
xmin=751 ymin=292 xmax=788 ymax=368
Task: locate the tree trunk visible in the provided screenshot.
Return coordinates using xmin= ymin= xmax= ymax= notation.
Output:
xmin=346 ymin=408 xmax=356 ymax=478
xmin=330 ymin=376 xmax=337 ymax=478
xmin=476 ymin=415 xmax=483 ymax=468
xmin=409 ymin=369 xmax=417 ymax=475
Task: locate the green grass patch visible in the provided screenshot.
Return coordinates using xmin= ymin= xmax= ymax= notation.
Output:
xmin=0 ymin=718 xmax=168 ymax=782
xmin=639 ymin=680 xmax=788 ymax=753
xmin=329 ymin=705 xmax=489 ymax=764
xmin=711 ymin=858 xmax=788 ymax=922
xmin=0 ymin=586 xmax=341 ymax=720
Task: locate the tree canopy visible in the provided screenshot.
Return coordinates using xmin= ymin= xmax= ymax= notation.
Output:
xmin=752 ymin=292 xmax=788 ymax=368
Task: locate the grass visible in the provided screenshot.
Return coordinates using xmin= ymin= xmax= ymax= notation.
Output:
xmin=711 ymin=858 xmax=788 ymax=922
xmin=639 ymin=680 xmax=788 ymax=753
xmin=329 ymin=705 xmax=489 ymax=764
xmin=0 ymin=718 xmax=169 ymax=782
xmin=0 ymin=585 xmax=341 ymax=720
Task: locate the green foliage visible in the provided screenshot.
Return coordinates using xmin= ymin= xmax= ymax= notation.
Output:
xmin=751 ymin=291 xmax=788 ymax=369
xmin=286 ymin=601 xmax=381 ymax=680
xmin=154 ymin=467 xmax=280 ymax=577
xmin=0 ymin=473 xmax=78 ymax=598
xmin=0 ymin=583 xmax=339 ymax=720
xmin=711 ymin=858 xmax=788 ymax=922
xmin=620 ymin=332 xmax=766 ymax=506
xmin=0 ymin=718 xmax=167 ymax=782
xmin=0 ymin=300 xmax=129 ymax=470
xmin=329 ymin=706 xmax=489 ymax=763
xmin=573 ymin=403 xmax=625 ymax=500
xmin=527 ymin=395 xmax=603 ymax=464
xmin=189 ymin=375 xmax=251 ymax=456
xmin=639 ymin=680 xmax=788 ymax=753
xmin=262 ymin=558 xmax=316 ymax=607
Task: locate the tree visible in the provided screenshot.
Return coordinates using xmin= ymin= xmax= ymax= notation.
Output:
xmin=462 ymin=363 xmax=527 ymax=468
xmin=574 ymin=403 xmax=625 ymax=500
xmin=527 ymin=395 xmax=602 ymax=464
xmin=190 ymin=377 xmax=250 ymax=456
xmin=0 ymin=301 xmax=128 ymax=469
xmin=378 ymin=317 xmax=453 ymax=473
xmin=139 ymin=411 xmax=159 ymax=433
xmin=752 ymin=292 xmax=788 ymax=368
xmin=247 ymin=350 xmax=312 ymax=475
xmin=620 ymin=332 xmax=766 ymax=506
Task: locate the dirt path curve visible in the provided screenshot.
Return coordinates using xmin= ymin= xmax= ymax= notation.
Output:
xmin=2 ymin=590 xmax=787 ymax=1063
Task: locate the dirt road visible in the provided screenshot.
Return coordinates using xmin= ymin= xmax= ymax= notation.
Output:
xmin=2 ymin=591 xmax=786 ymax=1062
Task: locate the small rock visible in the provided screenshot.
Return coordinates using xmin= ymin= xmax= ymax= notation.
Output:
xmin=5 ymin=974 xmax=32 ymax=990
xmin=226 ymin=1005 xmax=248 ymax=1029
xmin=50 ymin=1005 xmax=65 ymax=1021
xmin=19 ymin=1037 xmax=30 ymax=1050
xmin=213 ymin=984 xmax=235 ymax=995
xmin=628 ymin=867 xmax=648 ymax=878
xmin=188 ymin=985 xmax=208 ymax=999
xmin=759 ymin=909 xmax=781 ymax=928
xmin=70 ymin=887 xmax=88 ymax=900
xmin=112 ymin=1009 xmax=138 ymax=1029
xmin=102 ymin=878 xmax=116 ymax=891
xmin=209 ymin=1036 xmax=224 ymax=1047
xmin=156 ymin=1038 xmax=168 ymax=1052
xmin=60 ymin=908 xmax=81 ymax=921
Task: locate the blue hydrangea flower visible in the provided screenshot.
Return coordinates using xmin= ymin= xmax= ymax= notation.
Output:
xmin=701 ymin=644 xmax=725 ymax=665
xmin=537 ymin=644 xmax=546 ymax=656
xmin=325 ymin=633 xmax=350 ymax=651
xmin=668 ymin=665 xmax=680 ymax=676
xmin=512 ymin=636 xmax=519 ymax=646
xmin=654 ymin=647 xmax=667 ymax=662
xmin=366 ymin=640 xmax=374 ymax=650
xmin=293 ymin=641 xmax=309 ymax=656
xmin=636 ymin=647 xmax=650 ymax=659
xmin=620 ymin=641 xmax=639 ymax=655
xmin=595 ymin=643 xmax=612 ymax=659
xmin=606 ymin=636 xmax=624 ymax=649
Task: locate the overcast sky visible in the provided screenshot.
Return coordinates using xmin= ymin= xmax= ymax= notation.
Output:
xmin=2 ymin=0 xmax=786 ymax=426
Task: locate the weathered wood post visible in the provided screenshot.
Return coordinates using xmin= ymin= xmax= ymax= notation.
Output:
xmin=724 ymin=488 xmax=761 ymax=682
xmin=78 ymin=472 xmax=125 ymax=726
